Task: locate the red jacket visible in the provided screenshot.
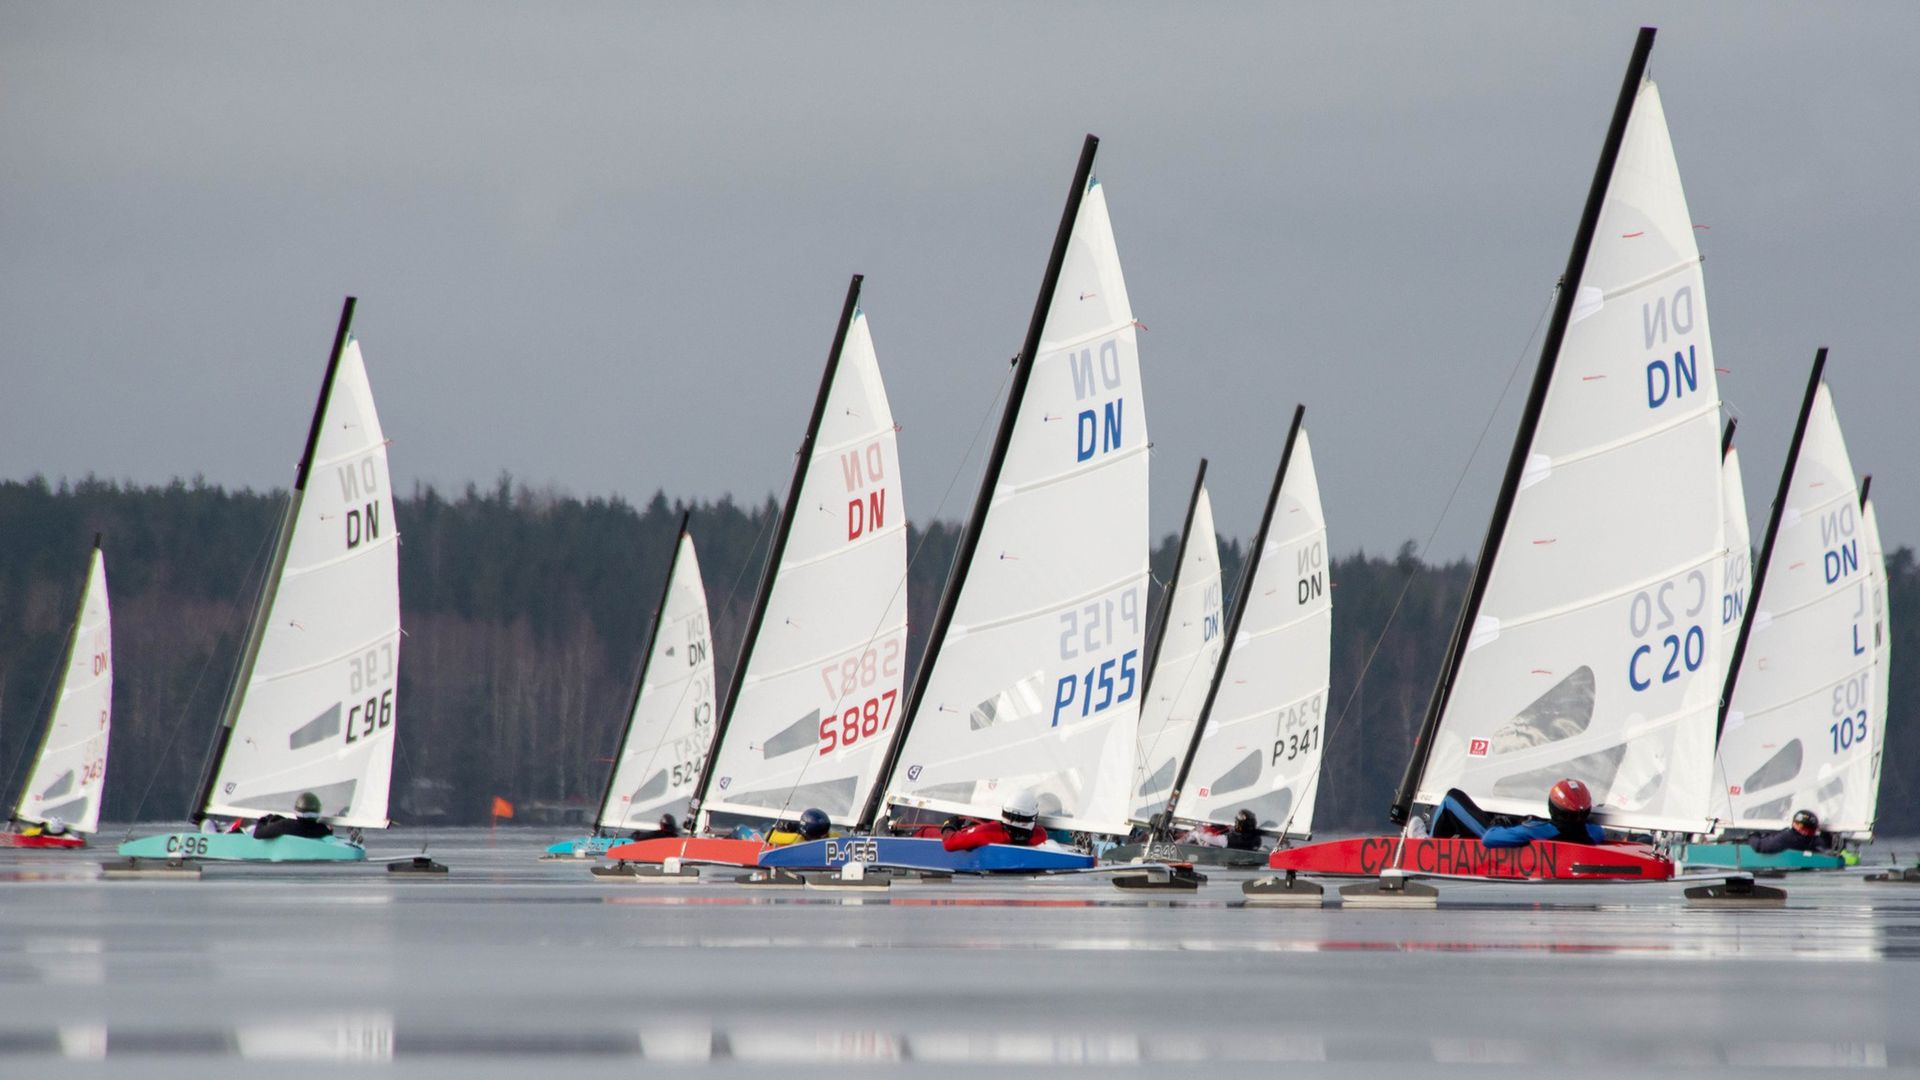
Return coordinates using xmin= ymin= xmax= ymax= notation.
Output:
xmin=942 ymin=820 xmax=1047 ymax=852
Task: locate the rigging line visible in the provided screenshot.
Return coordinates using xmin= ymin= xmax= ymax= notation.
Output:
xmin=1276 ymin=289 xmax=1554 ymax=841
xmin=754 ymin=363 xmax=1017 ymax=831
xmin=120 ymin=499 xmax=283 ymax=839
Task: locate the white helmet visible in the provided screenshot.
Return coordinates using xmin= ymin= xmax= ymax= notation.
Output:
xmin=44 ymin=816 xmax=68 ymax=835
xmin=1001 ymin=788 xmax=1040 ymax=828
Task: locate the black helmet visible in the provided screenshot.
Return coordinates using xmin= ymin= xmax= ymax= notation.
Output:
xmin=1792 ymin=809 xmax=1820 ymax=833
xmin=658 ymin=813 xmax=679 ymax=834
xmin=798 ymin=807 xmax=831 ymax=840
xmin=293 ymin=791 xmax=322 ymax=817
xmin=1233 ymin=809 xmax=1257 ymax=832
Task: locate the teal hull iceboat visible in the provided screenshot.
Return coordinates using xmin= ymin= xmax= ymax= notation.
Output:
xmin=1679 ymin=843 xmax=1854 ymax=872
xmin=545 ymin=835 xmax=620 ymax=859
xmin=118 ymin=832 xmax=366 ymax=863
xmin=115 ymin=298 xmax=407 ymax=866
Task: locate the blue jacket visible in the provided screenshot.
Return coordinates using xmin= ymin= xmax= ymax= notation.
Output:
xmin=1481 ymin=818 xmax=1604 ymax=848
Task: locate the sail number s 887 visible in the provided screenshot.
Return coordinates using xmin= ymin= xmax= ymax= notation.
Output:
xmin=819 ymin=689 xmax=898 ymax=755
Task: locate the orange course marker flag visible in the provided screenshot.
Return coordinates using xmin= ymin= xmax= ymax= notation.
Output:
xmin=491 ymin=797 xmax=514 ymax=820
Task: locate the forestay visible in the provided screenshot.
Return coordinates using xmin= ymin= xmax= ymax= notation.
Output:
xmin=886 ymin=173 xmax=1150 ymax=835
xmin=599 ymin=530 xmax=715 ymax=830
xmin=15 ymin=546 xmax=112 ymax=833
xmin=1412 ymin=77 xmax=1726 ymax=834
xmin=700 ymin=306 xmax=907 ymax=826
xmin=1176 ymin=429 xmax=1331 ymax=837
xmin=1132 ymin=478 xmax=1223 ymax=822
xmin=1719 ymin=383 xmax=1878 ymax=835
xmin=204 ymin=337 xmax=401 ymax=829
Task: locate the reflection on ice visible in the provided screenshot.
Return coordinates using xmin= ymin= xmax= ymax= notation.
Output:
xmin=0 ymin=1020 xmax=1906 ymax=1067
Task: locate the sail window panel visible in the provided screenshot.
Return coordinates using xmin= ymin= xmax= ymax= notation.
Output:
xmin=601 ymin=533 xmax=715 ymax=830
xmin=1419 ymin=577 xmax=1722 ymax=832
xmin=1132 ymin=486 xmax=1223 ymax=820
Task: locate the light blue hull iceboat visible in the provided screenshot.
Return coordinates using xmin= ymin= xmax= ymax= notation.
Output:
xmin=117 ymin=832 xmax=366 ymax=863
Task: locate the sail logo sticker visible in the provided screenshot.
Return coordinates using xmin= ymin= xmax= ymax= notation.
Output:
xmin=1467 ymin=738 xmax=1490 ymax=758
xmin=906 ymin=765 xmax=922 ymax=781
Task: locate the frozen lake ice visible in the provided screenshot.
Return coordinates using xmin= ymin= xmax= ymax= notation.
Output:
xmin=3 ymin=826 xmax=1918 ymax=1077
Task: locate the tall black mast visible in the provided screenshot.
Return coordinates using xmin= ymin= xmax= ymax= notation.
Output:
xmin=1391 ymin=29 xmax=1657 ymax=824
xmin=1717 ymin=348 xmax=1828 ymax=741
xmin=859 ymin=134 xmax=1102 ymax=831
xmin=192 ymin=297 xmax=356 ymax=822
xmin=1859 ymin=474 xmax=1872 ymax=509
xmin=593 ymin=511 xmax=692 ymax=832
xmin=1139 ymin=459 xmax=1211 ymax=698
xmin=1156 ymin=406 xmax=1304 ymax=839
xmin=11 ymin=534 xmax=102 ymax=823
xmin=1722 ymin=417 xmax=1738 ymax=458
xmin=689 ymin=275 xmax=864 ymax=827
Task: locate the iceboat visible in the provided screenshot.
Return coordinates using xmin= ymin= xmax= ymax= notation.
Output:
xmin=1266 ymin=29 xmax=1760 ymax=897
xmin=769 ymin=135 xmax=1150 ymax=877
xmin=597 ymin=273 xmax=907 ymax=872
xmin=1682 ymin=358 xmax=1888 ymax=873
xmin=117 ymin=298 xmax=399 ymax=865
xmin=2 ymin=538 xmax=112 ymax=851
xmin=1108 ymin=406 xmax=1332 ymax=869
xmin=549 ymin=515 xmax=716 ymax=859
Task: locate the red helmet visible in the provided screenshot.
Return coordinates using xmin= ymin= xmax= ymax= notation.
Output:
xmin=1548 ymin=778 xmax=1593 ymax=815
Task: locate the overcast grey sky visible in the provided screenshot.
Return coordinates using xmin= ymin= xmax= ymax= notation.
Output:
xmin=4 ymin=3 xmax=1916 ymax=559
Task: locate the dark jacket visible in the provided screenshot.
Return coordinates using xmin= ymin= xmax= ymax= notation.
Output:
xmin=253 ymin=814 xmax=333 ymax=840
xmin=1481 ymin=818 xmax=1604 ymax=848
xmin=1224 ymin=824 xmax=1262 ymax=851
xmin=1748 ymin=827 xmax=1831 ymax=854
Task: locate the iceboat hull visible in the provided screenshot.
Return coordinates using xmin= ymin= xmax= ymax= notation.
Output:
xmin=1679 ymin=842 xmax=1851 ymax=872
xmin=545 ymin=835 xmax=619 ymax=858
xmin=1269 ymin=836 xmax=1673 ymax=882
xmin=758 ymin=836 xmax=1094 ymax=874
xmin=1101 ymin=841 xmax=1265 ymax=867
xmin=0 ymin=832 xmax=87 ymax=850
xmin=602 ymin=837 xmax=765 ymax=866
xmin=116 ymin=832 xmax=366 ymax=863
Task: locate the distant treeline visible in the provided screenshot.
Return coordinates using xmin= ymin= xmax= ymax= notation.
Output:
xmin=1 ymin=476 xmax=1915 ymax=835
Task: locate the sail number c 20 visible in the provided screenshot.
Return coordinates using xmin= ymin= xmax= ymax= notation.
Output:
xmin=344 ymin=688 xmax=394 ymax=743
xmin=1627 ymin=570 xmax=1707 ymax=692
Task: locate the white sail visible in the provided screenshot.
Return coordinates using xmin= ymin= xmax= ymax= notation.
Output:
xmin=599 ymin=530 xmax=716 ymax=830
xmin=1132 ymin=484 xmax=1224 ymax=821
xmin=701 ymin=309 xmax=907 ymax=826
xmin=204 ymin=338 xmax=401 ymax=829
xmin=1719 ymin=384 xmax=1877 ymax=835
xmin=15 ymin=547 xmax=112 ymax=833
xmin=1175 ymin=430 xmax=1331 ymax=836
xmin=1413 ymin=79 xmax=1726 ymax=834
xmin=886 ymin=175 xmax=1150 ymax=835
xmin=1718 ymin=441 xmax=1751 ymax=687
xmin=1861 ymin=494 xmax=1891 ymax=840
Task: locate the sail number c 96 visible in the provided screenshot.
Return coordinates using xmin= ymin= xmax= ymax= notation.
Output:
xmin=345 ymin=689 xmax=394 ymax=743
